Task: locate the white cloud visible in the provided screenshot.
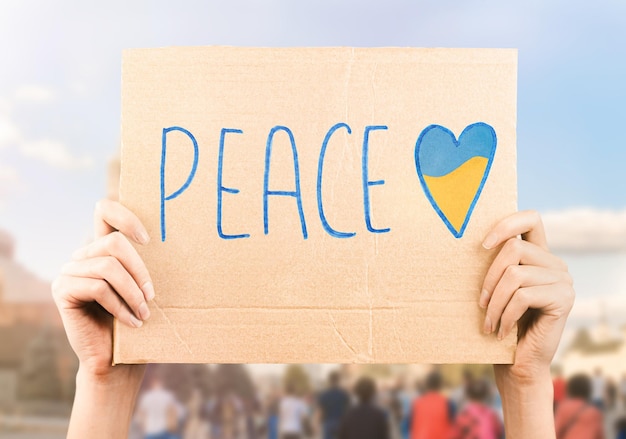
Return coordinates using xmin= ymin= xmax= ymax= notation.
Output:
xmin=0 ymin=108 xmax=92 ymax=170
xmin=14 ymin=84 xmax=57 ymax=102
xmin=20 ymin=139 xmax=93 ymax=170
xmin=0 ymin=164 xmax=20 ymax=211
xmin=0 ymin=165 xmax=18 ymax=182
xmin=542 ymin=208 xmax=626 ymax=252
xmin=69 ymin=81 xmax=88 ymax=96
xmin=0 ymin=117 xmax=20 ymax=148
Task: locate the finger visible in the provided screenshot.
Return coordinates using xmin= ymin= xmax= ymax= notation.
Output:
xmin=94 ymin=198 xmax=149 ymax=244
xmin=481 ymin=238 xmax=568 ymax=306
xmin=497 ymin=283 xmax=575 ymax=340
xmin=72 ymin=231 xmax=155 ymax=301
xmin=482 ymin=265 xmax=571 ymax=333
xmin=62 ymin=257 xmax=151 ymax=322
xmin=52 ymin=275 xmax=143 ymax=328
xmin=483 ymin=210 xmax=548 ymax=251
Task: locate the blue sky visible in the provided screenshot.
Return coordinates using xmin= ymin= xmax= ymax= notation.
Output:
xmin=0 ymin=0 xmax=625 ymax=280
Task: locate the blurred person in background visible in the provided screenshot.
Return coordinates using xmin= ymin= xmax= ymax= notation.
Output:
xmin=552 ymin=366 xmax=567 ymax=413
xmin=616 ymin=416 xmax=626 ymax=439
xmin=409 ymin=370 xmax=454 ymax=439
xmin=279 ymin=382 xmax=309 ymax=439
xmin=137 ymin=375 xmax=185 ymax=439
xmin=390 ymin=376 xmax=416 ymax=439
xmin=449 ymin=377 xmax=504 ymax=439
xmin=607 ymin=377 xmax=618 ymax=411
xmin=591 ymin=368 xmax=606 ymax=410
xmin=209 ymin=390 xmax=243 ymax=439
xmin=450 ymin=368 xmax=474 ymax=414
xmin=555 ymin=373 xmax=604 ymax=439
xmin=338 ymin=376 xmax=389 ymax=439
xmin=266 ymin=388 xmax=281 ymax=439
xmin=183 ymin=389 xmax=210 ymax=439
xmin=53 ymin=202 xmax=575 ymax=439
xmin=620 ymin=373 xmax=626 ymax=409
xmin=317 ymin=370 xmax=350 ymax=439
xmin=244 ymin=396 xmax=264 ymax=439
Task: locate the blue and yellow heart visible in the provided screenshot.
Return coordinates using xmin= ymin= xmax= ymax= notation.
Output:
xmin=414 ymin=122 xmax=497 ymax=238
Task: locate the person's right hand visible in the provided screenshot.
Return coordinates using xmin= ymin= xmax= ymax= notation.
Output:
xmin=52 ymin=199 xmax=154 ymax=379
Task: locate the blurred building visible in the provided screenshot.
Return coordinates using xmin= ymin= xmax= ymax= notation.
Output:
xmin=560 ymin=318 xmax=626 ymax=379
xmin=0 ymin=229 xmax=76 ymax=408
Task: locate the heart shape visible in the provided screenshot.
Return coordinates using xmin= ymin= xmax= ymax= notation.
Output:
xmin=414 ymin=123 xmax=497 ymax=238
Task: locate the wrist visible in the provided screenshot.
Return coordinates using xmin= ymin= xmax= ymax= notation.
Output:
xmin=76 ymin=363 xmax=146 ymax=389
xmin=68 ymin=364 xmax=146 ymax=439
xmin=495 ymin=366 xmax=555 ymax=439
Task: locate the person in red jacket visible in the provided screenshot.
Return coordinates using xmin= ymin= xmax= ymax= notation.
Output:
xmin=410 ymin=371 xmax=453 ymax=439
xmin=552 ymin=366 xmax=567 ymax=412
xmin=555 ymin=374 xmax=604 ymax=439
xmin=449 ymin=377 xmax=504 ymax=439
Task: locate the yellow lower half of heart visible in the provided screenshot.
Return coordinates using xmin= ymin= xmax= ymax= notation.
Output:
xmin=422 ymin=156 xmax=489 ymax=232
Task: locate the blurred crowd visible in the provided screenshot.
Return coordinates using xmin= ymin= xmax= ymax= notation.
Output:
xmin=127 ymin=365 xmax=626 ymax=439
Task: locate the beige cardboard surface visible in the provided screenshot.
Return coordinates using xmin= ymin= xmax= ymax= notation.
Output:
xmin=116 ymin=47 xmax=518 ymax=364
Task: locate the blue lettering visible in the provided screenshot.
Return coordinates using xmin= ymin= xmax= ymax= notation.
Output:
xmin=263 ymin=126 xmax=308 ymax=239
xmin=362 ymin=125 xmax=390 ymax=234
xmin=160 ymin=126 xmax=199 ymax=242
xmin=217 ymin=128 xmax=250 ymax=240
xmin=317 ymin=123 xmax=355 ymax=238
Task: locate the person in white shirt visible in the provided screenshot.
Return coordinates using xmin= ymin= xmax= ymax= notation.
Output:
xmin=137 ymin=376 xmax=183 ymax=439
xmin=590 ymin=368 xmax=606 ymax=410
xmin=279 ymin=383 xmax=309 ymax=439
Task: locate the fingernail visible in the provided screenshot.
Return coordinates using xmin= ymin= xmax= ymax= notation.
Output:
xmin=142 ymin=282 xmax=155 ymax=301
xmin=136 ymin=229 xmax=150 ymax=245
xmin=130 ymin=315 xmax=143 ymax=328
xmin=479 ymin=289 xmax=490 ymax=308
xmin=71 ymin=248 xmax=85 ymax=260
xmin=497 ymin=328 xmax=504 ymax=341
xmin=482 ymin=234 xmax=498 ymax=250
xmin=138 ymin=302 xmax=151 ymax=320
xmin=483 ymin=315 xmax=492 ymax=334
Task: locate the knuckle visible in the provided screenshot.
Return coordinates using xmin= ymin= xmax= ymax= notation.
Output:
xmin=482 ymin=270 xmax=500 ymax=290
xmin=87 ymin=279 xmax=107 ymax=300
xmin=105 ymin=231 xmax=125 ymax=254
xmin=528 ymin=209 xmax=542 ymax=225
xmin=557 ymin=258 xmax=569 ymax=273
xmin=563 ymin=284 xmax=576 ymax=306
xmin=94 ymin=199 xmax=107 ymax=218
xmin=513 ymin=287 xmax=529 ymax=304
xmin=509 ymin=237 xmax=524 ymax=253
xmin=60 ymin=261 xmax=73 ymax=275
xmin=99 ymin=255 xmax=119 ymax=274
xmin=51 ymin=276 xmax=64 ymax=298
xmin=503 ymin=264 xmax=522 ymax=284
xmin=502 ymin=237 xmax=521 ymax=258
xmin=562 ymin=270 xmax=574 ymax=285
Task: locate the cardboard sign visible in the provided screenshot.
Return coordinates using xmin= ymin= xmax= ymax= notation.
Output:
xmin=115 ymin=47 xmax=518 ymax=364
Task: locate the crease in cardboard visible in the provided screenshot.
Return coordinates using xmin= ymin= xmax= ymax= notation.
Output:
xmin=326 ymin=311 xmax=357 ymax=355
xmin=344 ymin=47 xmax=355 ymax=121
xmin=370 ymin=62 xmax=378 ymax=124
xmin=367 ymin=263 xmax=373 ymax=357
xmin=144 ymin=300 xmax=481 ymax=312
xmin=152 ymin=299 xmax=193 ymax=355
xmin=391 ymin=305 xmax=407 ymax=356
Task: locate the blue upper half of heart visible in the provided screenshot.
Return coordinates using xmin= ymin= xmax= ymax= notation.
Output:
xmin=416 ymin=123 xmax=497 ymax=177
